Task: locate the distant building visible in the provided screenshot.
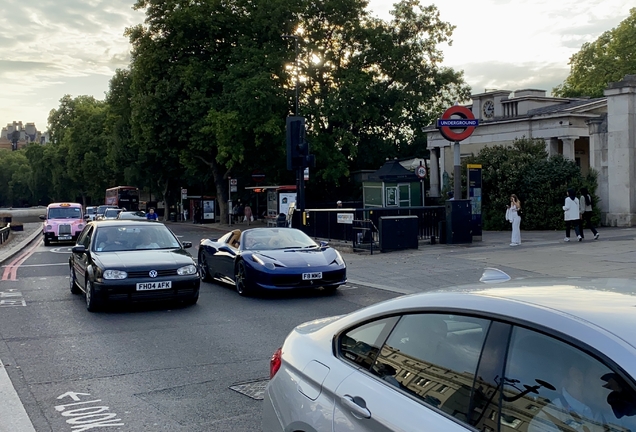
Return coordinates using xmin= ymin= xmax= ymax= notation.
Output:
xmin=0 ymin=121 xmax=48 ymax=151
xmin=424 ymin=75 xmax=636 ymax=227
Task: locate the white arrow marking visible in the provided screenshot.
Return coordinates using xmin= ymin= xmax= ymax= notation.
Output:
xmin=57 ymin=392 xmax=91 ymax=401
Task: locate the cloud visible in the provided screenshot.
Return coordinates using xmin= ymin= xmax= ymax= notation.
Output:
xmin=458 ymin=61 xmax=570 ymax=96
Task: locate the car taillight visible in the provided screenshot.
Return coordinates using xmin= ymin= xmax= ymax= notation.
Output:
xmin=270 ymin=347 xmax=282 ymax=379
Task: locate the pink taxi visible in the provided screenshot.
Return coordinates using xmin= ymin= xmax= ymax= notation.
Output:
xmin=40 ymin=202 xmax=85 ymax=246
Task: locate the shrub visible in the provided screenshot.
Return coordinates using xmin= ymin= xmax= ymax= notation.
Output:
xmin=458 ymin=137 xmax=598 ymax=230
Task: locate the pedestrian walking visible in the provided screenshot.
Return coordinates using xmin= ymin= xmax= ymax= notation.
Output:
xmin=563 ymin=188 xmax=582 ymax=241
xmin=184 ymin=208 xmax=189 ymax=222
xmin=506 ymin=194 xmax=522 ymax=246
xmin=244 ymin=203 xmax=252 ymax=226
xmin=579 ymin=187 xmax=599 ymax=240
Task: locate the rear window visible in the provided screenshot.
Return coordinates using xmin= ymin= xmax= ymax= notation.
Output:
xmin=48 ymin=207 xmax=82 ymax=219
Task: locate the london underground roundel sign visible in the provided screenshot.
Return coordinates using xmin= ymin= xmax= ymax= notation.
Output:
xmin=436 ymin=105 xmax=478 ymax=142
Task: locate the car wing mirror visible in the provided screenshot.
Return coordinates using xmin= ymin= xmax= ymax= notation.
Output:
xmin=320 ymin=241 xmax=329 ymax=249
xmin=39 ymin=215 xmax=45 ymax=220
xmin=182 ymin=241 xmax=192 ymax=249
xmin=72 ymin=245 xmax=87 ymax=254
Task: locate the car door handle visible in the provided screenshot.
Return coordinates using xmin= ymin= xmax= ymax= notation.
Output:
xmin=341 ymin=395 xmax=371 ymax=419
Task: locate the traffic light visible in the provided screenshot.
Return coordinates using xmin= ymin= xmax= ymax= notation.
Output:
xmin=286 ymin=116 xmax=308 ymax=170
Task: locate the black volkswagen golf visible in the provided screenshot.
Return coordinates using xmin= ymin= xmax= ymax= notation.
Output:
xmin=69 ymin=220 xmax=200 ymax=311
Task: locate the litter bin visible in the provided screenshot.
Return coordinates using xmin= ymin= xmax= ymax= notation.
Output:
xmin=169 ymin=212 xmax=177 ymax=222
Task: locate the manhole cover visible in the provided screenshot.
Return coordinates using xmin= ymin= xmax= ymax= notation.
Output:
xmin=229 ymin=378 xmax=269 ymax=400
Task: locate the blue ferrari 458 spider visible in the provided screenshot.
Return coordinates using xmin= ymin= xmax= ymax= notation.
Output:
xmin=198 ymin=227 xmax=347 ymax=296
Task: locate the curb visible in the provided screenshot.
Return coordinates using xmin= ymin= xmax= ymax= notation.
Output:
xmin=0 ymin=228 xmax=42 ymax=266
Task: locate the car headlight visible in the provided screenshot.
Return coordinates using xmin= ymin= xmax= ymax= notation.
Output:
xmin=252 ymin=255 xmax=275 ymax=270
xmin=103 ymin=270 xmax=128 ymax=280
xmin=334 ymin=251 xmax=345 ymax=266
xmin=78 ymin=224 xmax=84 ymax=230
xmin=177 ymin=265 xmax=197 ymax=276
xmin=45 ymin=225 xmax=52 ymax=231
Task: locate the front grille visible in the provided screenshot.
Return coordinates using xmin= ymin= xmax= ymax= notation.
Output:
xmin=127 ymin=269 xmax=178 ymax=278
xmin=59 ymin=225 xmax=71 ymax=235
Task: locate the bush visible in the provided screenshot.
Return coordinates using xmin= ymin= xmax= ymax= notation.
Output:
xmin=458 ymin=137 xmax=598 ymax=230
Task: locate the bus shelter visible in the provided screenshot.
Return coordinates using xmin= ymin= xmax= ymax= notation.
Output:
xmin=244 ymin=185 xmax=296 ymax=225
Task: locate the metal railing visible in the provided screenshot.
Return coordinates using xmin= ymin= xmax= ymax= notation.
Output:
xmin=0 ymin=225 xmax=10 ymax=244
xmin=291 ymin=206 xmax=446 ymax=244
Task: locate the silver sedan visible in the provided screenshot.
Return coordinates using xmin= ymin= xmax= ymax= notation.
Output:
xmin=263 ymin=276 xmax=636 ymax=432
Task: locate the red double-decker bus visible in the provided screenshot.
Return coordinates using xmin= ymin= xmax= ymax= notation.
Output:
xmin=105 ymin=186 xmax=140 ymax=211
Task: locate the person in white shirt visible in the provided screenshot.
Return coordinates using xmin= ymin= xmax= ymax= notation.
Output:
xmin=506 ymin=194 xmax=522 ymax=246
xmin=563 ymin=188 xmax=582 ymax=242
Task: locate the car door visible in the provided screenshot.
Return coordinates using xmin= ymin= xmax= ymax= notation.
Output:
xmin=499 ymin=326 xmax=636 ymax=432
xmin=333 ymin=313 xmax=494 ymax=432
xmin=72 ymin=226 xmax=94 ymax=289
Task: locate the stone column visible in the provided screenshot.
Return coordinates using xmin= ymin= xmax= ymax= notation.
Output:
xmin=605 ymin=75 xmax=636 ymax=226
xmin=429 ymin=148 xmax=440 ymax=198
xmin=586 ymin=116 xmax=608 ymax=220
xmin=547 ymin=138 xmax=559 ymax=156
xmin=559 ymin=136 xmax=576 ymax=160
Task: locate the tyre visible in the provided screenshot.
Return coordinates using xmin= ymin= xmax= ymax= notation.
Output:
xmin=85 ymin=279 xmax=101 ymax=312
xmin=199 ymin=253 xmax=211 ymax=282
xmin=69 ymin=266 xmax=81 ymax=294
xmin=235 ymin=261 xmax=252 ymax=296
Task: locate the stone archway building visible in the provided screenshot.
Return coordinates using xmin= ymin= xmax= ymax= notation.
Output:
xmin=424 ymin=75 xmax=636 ymax=227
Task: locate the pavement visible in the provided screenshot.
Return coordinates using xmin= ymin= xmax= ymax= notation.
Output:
xmin=3 ymin=221 xmax=636 ymax=293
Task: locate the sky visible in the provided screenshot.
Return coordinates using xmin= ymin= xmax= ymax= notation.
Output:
xmin=0 ymin=0 xmax=633 ymax=133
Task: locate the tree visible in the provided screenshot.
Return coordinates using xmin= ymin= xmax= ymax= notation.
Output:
xmin=47 ymin=95 xmax=113 ymax=205
xmin=553 ymin=8 xmax=636 ymax=98
xmin=0 ymin=149 xmax=32 ymax=207
xmin=298 ymin=0 xmax=470 ymax=201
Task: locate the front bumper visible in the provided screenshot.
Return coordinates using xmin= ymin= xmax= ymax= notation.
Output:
xmin=93 ymin=275 xmax=200 ymax=303
xmin=44 ymin=232 xmax=79 ymax=243
xmin=249 ymin=266 xmax=347 ymax=290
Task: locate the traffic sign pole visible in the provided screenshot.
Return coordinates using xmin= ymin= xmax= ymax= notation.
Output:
xmin=436 ymin=105 xmax=479 ymax=200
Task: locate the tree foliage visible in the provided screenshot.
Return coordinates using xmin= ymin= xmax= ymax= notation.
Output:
xmin=553 ymin=8 xmax=636 ymax=98
xmin=3 ymin=0 xmax=469 ymax=212
xmin=461 ymin=138 xmax=599 ymax=230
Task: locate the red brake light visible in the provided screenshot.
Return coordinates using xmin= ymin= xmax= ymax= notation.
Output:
xmin=270 ymin=347 xmax=282 ymax=379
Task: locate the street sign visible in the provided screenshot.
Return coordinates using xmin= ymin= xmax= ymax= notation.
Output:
xmin=304 ymin=167 xmax=309 ymax=181
xmin=230 ymin=186 xmax=237 ymax=192
xmin=436 ymin=105 xmax=478 ymax=142
xmin=337 ymin=213 xmax=354 ymax=224
xmin=181 ymin=188 xmax=187 ymax=200
xmin=230 ymin=179 xmax=238 ymax=186
xmin=415 ymin=165 xmax=427 ymax=179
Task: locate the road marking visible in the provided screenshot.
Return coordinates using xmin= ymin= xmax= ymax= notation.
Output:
xmin=1 ymin=263 xmax=68 ymax=268
xmin=0 ymin=359 xmax=37 ymax=431
xmin=50 ymin=247 xmax=73 ymax=254
xmin=55 ymin=392 xmax=124 ymax=431
xmin=0 ymin=291 xmax=27 ymax=307
xmin=1 ymin=239 xmax=42 ymax=281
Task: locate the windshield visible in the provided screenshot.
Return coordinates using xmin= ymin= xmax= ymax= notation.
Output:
xmin=97 ymin=206 xmax=116 ymax=215
xmin=93 ymin=225 xmax=181 ymax=252
xmin=47 ymin=207 xmax=82 ymax=219
xmin=242 ymin=228 xmax=317 ymax=251
xmin=104 ymin=209 xmax=122 ymax=218
xmin=118 ymin=211 xmax=146 ymax=219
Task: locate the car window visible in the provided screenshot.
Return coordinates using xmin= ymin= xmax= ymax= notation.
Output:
xmin=500 ymin=327 xmax=636 ymax=432
xmin=76 ymin=226 xmax=92 ymax=247
xmin=242 ymin=228 xmax=317 ymax=250
xmin=339 ymin=317 xmax=399 ymax=370
xmin=93 ymin=225 xmax=181 ymax=252
xmin=370 ymin=313 xmax=490 ymax=423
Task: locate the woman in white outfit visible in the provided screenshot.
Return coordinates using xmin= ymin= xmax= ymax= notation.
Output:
xmin=563 ymin=188 xmax=582 ymax=241
xmin=507 ymin=194 xmax=522 ymax=246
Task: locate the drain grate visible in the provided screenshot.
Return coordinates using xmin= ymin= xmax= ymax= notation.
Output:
xmin=229 ymin=378 xmax=269 ymax=400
